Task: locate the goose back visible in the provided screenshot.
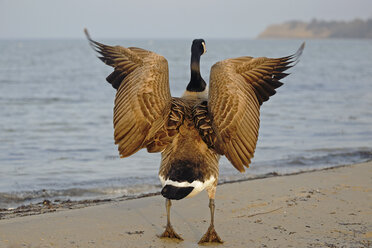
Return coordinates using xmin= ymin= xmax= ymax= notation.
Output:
xmin=158 ymin=97 xmax=220 ymax=198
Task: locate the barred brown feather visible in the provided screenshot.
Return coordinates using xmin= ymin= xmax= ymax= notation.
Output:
xmin=85 ymin=29 xmax=172 ymax=158
xmin=192 ymin=101 xmax=217 ymax=150
xmin=208 ymin=42 xmax=305 ymax=171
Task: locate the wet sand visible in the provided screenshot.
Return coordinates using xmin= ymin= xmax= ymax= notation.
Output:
xmin=0 ymin=161 xmax=371 ymax=248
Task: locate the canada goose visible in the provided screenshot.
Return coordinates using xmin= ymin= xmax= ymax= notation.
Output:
xmin=85 ymin=29 xmax=304 ymax=244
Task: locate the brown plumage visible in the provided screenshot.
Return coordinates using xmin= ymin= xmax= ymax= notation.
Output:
xmin=85 ymin=29 xmax=304 ymax=244
xmin=209 ymin=48 xmax=304 ymax=172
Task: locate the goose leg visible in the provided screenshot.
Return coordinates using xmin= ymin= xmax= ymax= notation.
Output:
xmin=198 ymin=188 xmax=223 ymax=244
xmin=160 ymin=199 xmax=183 ymax=240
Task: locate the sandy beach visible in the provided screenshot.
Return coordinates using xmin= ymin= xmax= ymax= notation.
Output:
xmin=0 ymin=161 xmax=371 ymax=248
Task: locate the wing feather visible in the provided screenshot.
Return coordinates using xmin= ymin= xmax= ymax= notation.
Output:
xmin=209 ymin=43 xmax=304 ymax=172
xmin=85 ymin=29 xmax=172 ymax=157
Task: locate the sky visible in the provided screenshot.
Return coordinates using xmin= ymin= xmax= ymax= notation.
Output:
xmin=1 ymin=0 xmax=371 ymax=39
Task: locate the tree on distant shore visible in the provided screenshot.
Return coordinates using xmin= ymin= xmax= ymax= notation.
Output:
xmin=258 ymin=18 xmax=372 ymax=39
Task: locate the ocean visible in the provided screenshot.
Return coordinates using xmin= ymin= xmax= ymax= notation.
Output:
xmin=0 ymin=39 xmax=371 ymax=209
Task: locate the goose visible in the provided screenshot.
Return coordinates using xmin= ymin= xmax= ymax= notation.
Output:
xmin=85 ymin=29 xmax=304 ymax=244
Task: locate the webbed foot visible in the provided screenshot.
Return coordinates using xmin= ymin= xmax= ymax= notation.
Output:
xmin=160 ymin=224 xmax=183 ymax=240
xmin=198 ymin=225 xmax=223 ymax=244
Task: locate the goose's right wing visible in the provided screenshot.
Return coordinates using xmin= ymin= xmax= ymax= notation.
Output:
xmin=208 ymin=43 xmax=304 ymax=172
xmin=85 ymin=30 xmax=172 ymax=157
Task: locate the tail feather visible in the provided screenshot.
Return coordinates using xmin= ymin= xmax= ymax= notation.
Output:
xmin=161 ymin=185 xmax=194 ymax=200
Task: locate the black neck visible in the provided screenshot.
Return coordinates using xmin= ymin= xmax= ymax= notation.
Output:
xmin=186 ymin=52 xmax=206 ymax=92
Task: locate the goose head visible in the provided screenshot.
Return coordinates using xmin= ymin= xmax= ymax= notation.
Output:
xmin=191 ymin=39 xmax=206 ymax=56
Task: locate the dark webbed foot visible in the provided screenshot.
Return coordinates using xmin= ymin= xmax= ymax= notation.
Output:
xmin=198 ymin=225 xmax=223 ymax=244
xmin=159 ymin=199 xmax=183 ymax=240
xmin=198 ymin=195 xmax=224 ymax=244
xmin=160 ymin=224 xmax=183 ymax=240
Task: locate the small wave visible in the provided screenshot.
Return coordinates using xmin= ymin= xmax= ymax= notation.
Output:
xmin=0 ymin=79 xmax=19 ymax=84
xmin=0 ymin=97 xmax=82 ymax=105
xmin=44 ymin=148 xmax=99 ymax=153
xmin=257 ymin=148 xmax=372 ymax=170
xmin=284 ymin=148 xmax=372 ymax=167
xmin=306 ymin=147 xmax=370 ymax=153
xmin=0 ymin=184 xmax=161 ymax=209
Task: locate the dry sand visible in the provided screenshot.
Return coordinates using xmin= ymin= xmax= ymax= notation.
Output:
xmin=0 ymin=162 xmax=371 ymax=248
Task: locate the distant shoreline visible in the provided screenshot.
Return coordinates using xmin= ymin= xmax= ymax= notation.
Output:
xmin=258 ymin=18 xmax=372 ymax=39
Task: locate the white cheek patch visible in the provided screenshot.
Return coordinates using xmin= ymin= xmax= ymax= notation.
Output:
xmin=159 ymin=176 xmax=216 ymax=198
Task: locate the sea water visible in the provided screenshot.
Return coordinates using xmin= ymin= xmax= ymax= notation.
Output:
xmin=0 ymin=39 xmax=371 ymax=209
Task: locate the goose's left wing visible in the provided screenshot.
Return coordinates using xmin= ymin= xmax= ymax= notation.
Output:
xmin=85 ymin=30 xmax=172 ymax=158
xmin=208 ymin=43 xmax=304 ymax=172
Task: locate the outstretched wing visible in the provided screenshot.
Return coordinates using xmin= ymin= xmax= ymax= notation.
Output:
xmin=208 ymin=43 xmax=305 ymax=172
xmin=85 ymin=29 xmax=172 ymax=157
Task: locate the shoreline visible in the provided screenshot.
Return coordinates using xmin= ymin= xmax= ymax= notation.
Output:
xmin=1 ymin=161 xmax=371 ymax=247
xmin=0 ymin=161 xmax=370 ymax=221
